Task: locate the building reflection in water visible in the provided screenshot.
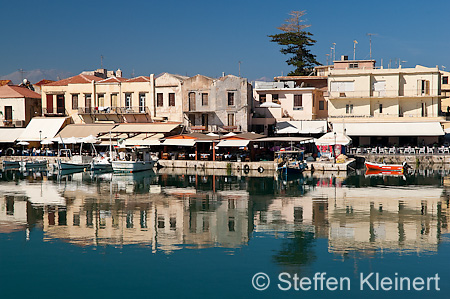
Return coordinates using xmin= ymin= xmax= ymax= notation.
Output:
xmin=0 ymin=168 xmax=448 ymax=257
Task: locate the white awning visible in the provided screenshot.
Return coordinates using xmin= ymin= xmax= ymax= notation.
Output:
xmin=276 ymin=120 xmax=328 ymax=134
xmin=333 ymin=122 xmax=444 ymax=136
xmin=111 ymin=123 xmax=180 ymax=133
xmin=315 ymin=132 xmax=352 ymax=146
xmin=18 ymin=117 xmax=67 ymax=142
xmin=216 ymin=140 xmax=250 ymax=147
xmin=162 ymin=139 xmax=196 ymax=146
xmin=0 ymin=128 xmax=25 ymax=143
xmin=256 ymin=137 xmax=315 ymax=143
xmin=124 ymin=133 xmax=163 ymax=146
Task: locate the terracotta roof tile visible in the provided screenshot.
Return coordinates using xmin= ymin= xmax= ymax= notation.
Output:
xmin=0 ymin=80 xmax=12 ymax=86
xmin=34 ymin=79 xmax=55 ymax=86
xmin=98 ymin=77 xmax=129 ymax=83
xmin=45 ymin=74 xmax=104 ymax=86
xmin=126 ymin=76 xmax=150 ymax=83
xmin=0 ymin=85 xmax=41 ymax=99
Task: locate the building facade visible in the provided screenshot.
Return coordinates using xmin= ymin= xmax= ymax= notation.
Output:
xmin=0 ymin=85 xmax=41 ymax=127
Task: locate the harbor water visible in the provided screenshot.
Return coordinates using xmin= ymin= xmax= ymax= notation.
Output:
xmin=0 ymin=167 xmax=449 ymax=298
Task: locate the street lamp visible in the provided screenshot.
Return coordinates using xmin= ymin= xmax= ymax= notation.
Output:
xmin=39 ymin=130 xmax=42 ymax=145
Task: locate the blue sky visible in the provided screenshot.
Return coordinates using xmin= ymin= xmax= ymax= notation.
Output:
xmin=1 ymin=0 xmax=448 ymax=81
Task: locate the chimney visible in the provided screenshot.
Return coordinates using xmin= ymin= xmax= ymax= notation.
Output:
xmin=116 ymin=69 xmax=122 ymax=78
xmin=222 ymin=72 xmax=225 ymax=77
xmin=341 ymin=55 xmax=348 ymax=61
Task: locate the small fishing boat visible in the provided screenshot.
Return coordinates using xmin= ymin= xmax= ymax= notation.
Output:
xmin=2 ymin=160 xmax=20 ymax=168
xmin=57 ymin=149 xmax=92 ymax=171
xmin=365 ymin=161 xmax=407 ymax=172
xmin=276 ymin=149 xmax=307 ymax=175
xmin=19 ymin=160 xmax=48 ymax=168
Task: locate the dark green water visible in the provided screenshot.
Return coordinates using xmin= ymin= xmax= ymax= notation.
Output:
xmin=0 ymin=168 xmax=449 ymax=298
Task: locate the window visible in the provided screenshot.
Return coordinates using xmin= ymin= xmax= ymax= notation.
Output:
xmin=443 ymin=76 xmax=448 ymax=85
xmin=125 ymin=93 xmax=132 ymax=108
xmin=202 ymin=93 xmax=208 ymax=106
xmin=139 ymin=93 xmax=146 ymax=112
xmin=319 ymin=100 xmax=325 ymax=110
xmin=420 ymin=80 xmax=430 ymax=95
xmin=294 ymin=94 xmax=302 ymax=107
xmin=169 ymin=93 xmax=175 ymax=106
xmin=202 ymin=114 xmax=208 ymax=128
xmin=349 ymin=63 xmax=359 ymax=69
xmin=157 ymin=93 xmax=163 ymax=107
xmin=111 ymin=94 xmax=118 ymax=107
xmin=227 ymin=113 xmax=235 ymax=126
xmin=189 ymin=92 xmax=196 ymax=111
xmin=72 ymin=94 xmax=78 ymax=110
xmin=228 ymin=92 xmax=235 ymax=106
xmin=85 ymin=94 xmax=91 ymax=113
xmin=379 ymin=104 xmax=383 ymax=113
xmin=346 ymin=104 xmax=353 ymax=114
xmin=272 ymin=94 xmax=279 ymax=104
xmin=330 ymin=81 xmax=355 ymax=92
xmin=4 ymin=106 xmax=12 ymax=120
xmin=259 ymin=94 xmax=266 ymax=103
xmin=97 ymin=94 xmax=105 ymax=107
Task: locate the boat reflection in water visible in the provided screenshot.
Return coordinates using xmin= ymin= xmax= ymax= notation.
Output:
xmin=0 ymin=167 xmax=449 ymax=257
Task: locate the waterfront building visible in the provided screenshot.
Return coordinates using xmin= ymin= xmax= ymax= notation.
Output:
xmin=252 ymin=76 xmax=328 ymax=135
xmin=0 ymin=84 xmax=42 ymax=128
xmin=183 ymin=74 xmax=252 ymax=133
xmin=154 ymin=73 xmax=187 ymax=123
xmin=327 ymin=57 xmax=445 ymax=146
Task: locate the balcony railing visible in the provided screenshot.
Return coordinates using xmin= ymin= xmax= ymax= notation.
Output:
xmin=43 ymin=108 xmax=68 ymax=116
xmin=78 ymin=106 xmax=150 ymax=115
xmin=328 ymin=88 xmax=441 ymax=99
xmin=1 ymin=119 xmax=24 ymax=127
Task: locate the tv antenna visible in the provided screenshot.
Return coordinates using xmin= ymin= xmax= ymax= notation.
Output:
xmin=18 ymin=68 xmax=26 ymax=82
xmin=238 ymin=61 xmax=242 ymax=77
xmin=100 ymin=55 xmax=104 ymax=68
xmin=366 ymin=33 xmax=378 ymax=59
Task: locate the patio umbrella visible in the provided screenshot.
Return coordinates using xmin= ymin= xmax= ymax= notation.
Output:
xmin=80 ymin=135 xmax=100 ymax=144
xmin=260 ymin=102 xmax=281 ymax=108
xmin=41 ymin=139 xmax=53 ymax=145
xmin=206 ymin=132 xmax=219 ymax=137
xmin=224 ymin=132 xmax=237 ymax=137
xmin=17 ymin=141 xmax=30 ymax=146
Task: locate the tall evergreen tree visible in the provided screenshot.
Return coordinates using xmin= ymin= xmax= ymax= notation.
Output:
xmin=269 ymin=11 xmax=321 ymax=76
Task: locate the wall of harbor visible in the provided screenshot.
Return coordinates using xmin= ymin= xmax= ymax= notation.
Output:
xmin=158 ymin=160 xmax=277 ymax=172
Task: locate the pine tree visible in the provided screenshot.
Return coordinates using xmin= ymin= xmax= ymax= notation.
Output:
xmin=269 ymin=11 xmax=321 ymax=76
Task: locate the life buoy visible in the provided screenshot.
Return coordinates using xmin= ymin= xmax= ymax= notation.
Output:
xmin=243 ymin=164 xmax=250 ymax=173
xmin=257 ymin=166 xmax=264 ymax=173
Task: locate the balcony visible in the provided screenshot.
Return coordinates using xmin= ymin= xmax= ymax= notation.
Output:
xmin=222 ymin=125 xmax=240 ymax=132
xmin=78 ymin=106 xmax=150 ymax=115
xmin=43 ymin=108 xmax=68 ymax=117
xmin=1 ymin=119 xmax=24 ymax=127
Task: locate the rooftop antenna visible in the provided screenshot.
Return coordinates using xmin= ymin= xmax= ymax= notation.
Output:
xmin=18 ymin=68 xmax=26 ymax=82
xmin=353 ymin=40 xmax=358 ymax=60
xmin=442 ymin=65 xmax=446 ymax=71
xmin=330 ymin=46 xmax=334 ymax=64
xmin=332 ymin=43 xmax=336 ymax=61
xmin=326 ymin=54 xmax=330 ymax=66
xmin=100 ymin=55 xmax=104 ymax=68
xmin=366 ymin=33 xmax=378 ymax=60
xmin=238 ymin=61 xmax=242 ymax=77
xmin=131 ymin=69 xmax=135 ymax=78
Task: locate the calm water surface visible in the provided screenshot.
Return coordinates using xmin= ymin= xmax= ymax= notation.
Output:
xmin=0 ymin=167 xmax=449 ymax=298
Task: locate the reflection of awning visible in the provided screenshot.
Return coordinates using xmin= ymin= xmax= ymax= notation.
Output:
xmin=0 ymin=128 xmax=25 ymax=143
xmin=162 ymin=139 xmax=196 ymax=146
xmin=216 ymin=140 xmax=250 ymax=147
xmin=315 ymin=132 xmax=352 ymax=146
xmin=276 ymin=120 xmax=327 ymax=134
xmin=333 ymin=122 xmax=444 ymax=136
xmin=18 ymin=117 xmax=68 ymax=141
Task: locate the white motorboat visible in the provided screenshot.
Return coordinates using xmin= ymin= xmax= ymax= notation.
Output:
xmin=112 ymin=160 xmax=156 ymax=172
xmin=91 ymin=156 xmax=113 ymax=171
xmin=112 ymin=149 xmax=158 ymax=173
